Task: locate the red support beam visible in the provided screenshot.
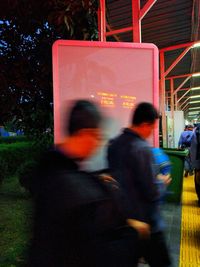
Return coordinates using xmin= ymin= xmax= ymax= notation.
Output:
xmin=106 ymin=24 xmax=121 ymax=41
xmin=182 ymin=102 xmax=190 ymax=111
xmin=179 ymin=97 xmax=189 ymax=108
xmin=164 ymin=46 xmax=192 ymax=76
xmin=102 ymin=0 xmax=157 ymax=42
xmin=173 ymin=76 xmax=191 ymax=95
xmin=105 ymin=26 xmax=133 ymax=37
xmin=140 ymin=0 xmax=157 ymax=20
xmin=166 ymin=72 xmax=200 ymax=80
xmin=177 ymin=89 xmax=191 ymax=103
xmin=159 ymin=41 xmax=196 ymax=52
xmin=166 ymin=74 xmax=191 ymax=80
xmin=177 ymin=87 xmax=190 ymax=91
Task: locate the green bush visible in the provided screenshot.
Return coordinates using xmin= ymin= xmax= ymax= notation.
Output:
xmin=0 ymin=134 xmax=53 ymax=189
xmin=0 ymin=174 xmax=33 ymax=267
xmin=0 ymin=142 xmax=34 ymax=184
xmin=17 ymin=134 xmax=53 ymax=193
xmin=0 ymin=136 xmax=28 ymax=144
xmin=17 ymin=160 xmax=38 ymax=195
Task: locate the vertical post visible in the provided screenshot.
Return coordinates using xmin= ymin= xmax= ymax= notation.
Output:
xmin=132 ymin=0 xmax=141 ymax=42
xmin=166 ymin=92 xmax=170 ymax=111
xmin=98 ymin=0 xmax=106 ymax=41
xmin=160 ymin=51 xmax=167 ymax=147
xmin=170 ymin=78 xmax=175 ymax=147
xmin=175 ymin=93 xmax=178 ymax=110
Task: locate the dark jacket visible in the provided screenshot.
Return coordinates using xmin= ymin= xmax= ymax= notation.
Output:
xmin=29 ymin=148 xmax=138 ymax=267
xmin=191 ymin=126 xmax=200 ymax=169
xmin=107 ymin=128 xmax=162 ymax=232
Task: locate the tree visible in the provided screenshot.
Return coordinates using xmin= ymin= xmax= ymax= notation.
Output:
xmin=0 ymin=0 xmax=98 ymax=135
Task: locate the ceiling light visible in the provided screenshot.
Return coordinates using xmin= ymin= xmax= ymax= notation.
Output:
xmin=191 ymin=87 xmax=200 ymax=90
xmin=188 ymin=111 xmax=199 ymax=115
xmin=190 ymin=95 xmax=200 ymax=99
xmin=192 ymin=42 xmax=200 ymax=48
xmin=187 ymin=115 xmax=197 ymax=118
xmin=192 ymin=73 xmax=200 ymax=77
xmin=189 ymin=107 xmax=200 ymax=110
xmin=189 ymin=100 xmax=200 ymax=104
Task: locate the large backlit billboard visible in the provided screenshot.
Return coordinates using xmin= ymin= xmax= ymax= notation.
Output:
xmin=52 ymin=40 xmax=159 ymax=170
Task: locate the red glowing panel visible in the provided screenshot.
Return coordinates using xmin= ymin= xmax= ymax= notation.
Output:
xmin=52 ymin=40 xmax=159 ymax=170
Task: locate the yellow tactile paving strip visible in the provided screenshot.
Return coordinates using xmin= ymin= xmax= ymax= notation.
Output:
xmin=179 ymin=175 xmax=200 ymax=267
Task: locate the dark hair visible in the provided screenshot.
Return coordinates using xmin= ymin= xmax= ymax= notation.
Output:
xmin=187 ymin=124 xmax=193 ymax=129
xmin=67 ymin=100 xmax=102 ymax=135
xmin=131 ymin=102 xmax=159 ymax=125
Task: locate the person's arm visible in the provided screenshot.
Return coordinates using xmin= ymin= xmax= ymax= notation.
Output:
xmin=157 ymin=173 xmax=171 ymax=186
xmin=130 ymin=146 xmax=158 ymax=202
xmin=100 ymin=172 xmax=151 ymax=238
xmin=126 ymin=218 xmax=150 ymax=238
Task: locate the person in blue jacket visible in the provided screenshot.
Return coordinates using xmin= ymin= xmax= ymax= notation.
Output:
xmin=190 ymin=124 xmax=200 ymax=205
xmin=178 ymin=125 xmax=194 ymax=177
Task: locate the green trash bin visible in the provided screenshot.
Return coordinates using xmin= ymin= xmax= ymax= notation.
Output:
xmin=163 ymin=148 xmax=189 ymax=203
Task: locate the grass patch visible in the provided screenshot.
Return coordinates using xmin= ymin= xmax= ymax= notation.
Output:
xmin=0 ymin=175 xmax=33 ymax=267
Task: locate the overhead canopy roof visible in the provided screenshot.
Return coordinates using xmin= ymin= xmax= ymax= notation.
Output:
xmin=104 ymin=0 xmax=200 ymax=120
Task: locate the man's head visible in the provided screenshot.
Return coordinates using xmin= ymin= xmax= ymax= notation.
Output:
xmin=131 ymin=102 xmax=159 ymax=139
xmin=61 ymin=100 xmax=103 ymax=160
xmin=187 ymin=125 xmax=193 ymax=131
xmin=67 ymin=100 xmax=102 ymax=136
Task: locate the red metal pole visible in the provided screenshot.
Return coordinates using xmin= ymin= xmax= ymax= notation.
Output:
xmin=170 ymin=78 xmax=175 ymax=147
xmin=98 ymin=0 xmax=106 ymax=41
xmin=170 ymin=79 xmax=174 ymax=111
xmin=102 ymin=0 xmax=157 ymax=42
xmin=97 ymin=6 xmax=101 ymax=41
xmin=175 ymin=92 xmax=178 ymax=110
xmin=160 ymin=51 xmax=167 ymax=147
xmin=132 ymin=0 xmax=141 ymax=42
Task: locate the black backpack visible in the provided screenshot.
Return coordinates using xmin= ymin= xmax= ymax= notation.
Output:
xmin=181 ymin=133 xmax=193 ymax=148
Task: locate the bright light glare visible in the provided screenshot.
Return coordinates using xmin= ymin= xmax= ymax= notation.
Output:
xmin=189 ymin=100 xmax=200 ymax=104
xmin=188 ymin=111 xmax=199 ymax=115
xmin=191 ymin=87 xmax=200 ymax=90
xmin=192 ymin=73 xmax=200 ymax=77
xmin=189 ymin=107 xmax=200 ymax=110
xmin=192 ymin=42 xmax=200 ymax=48
xmin=190 ymin=95 xmax=200 ymax=99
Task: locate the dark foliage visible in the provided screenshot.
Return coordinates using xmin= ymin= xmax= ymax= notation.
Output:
xmin=0 ymin=0 xmax=98 ymax=137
